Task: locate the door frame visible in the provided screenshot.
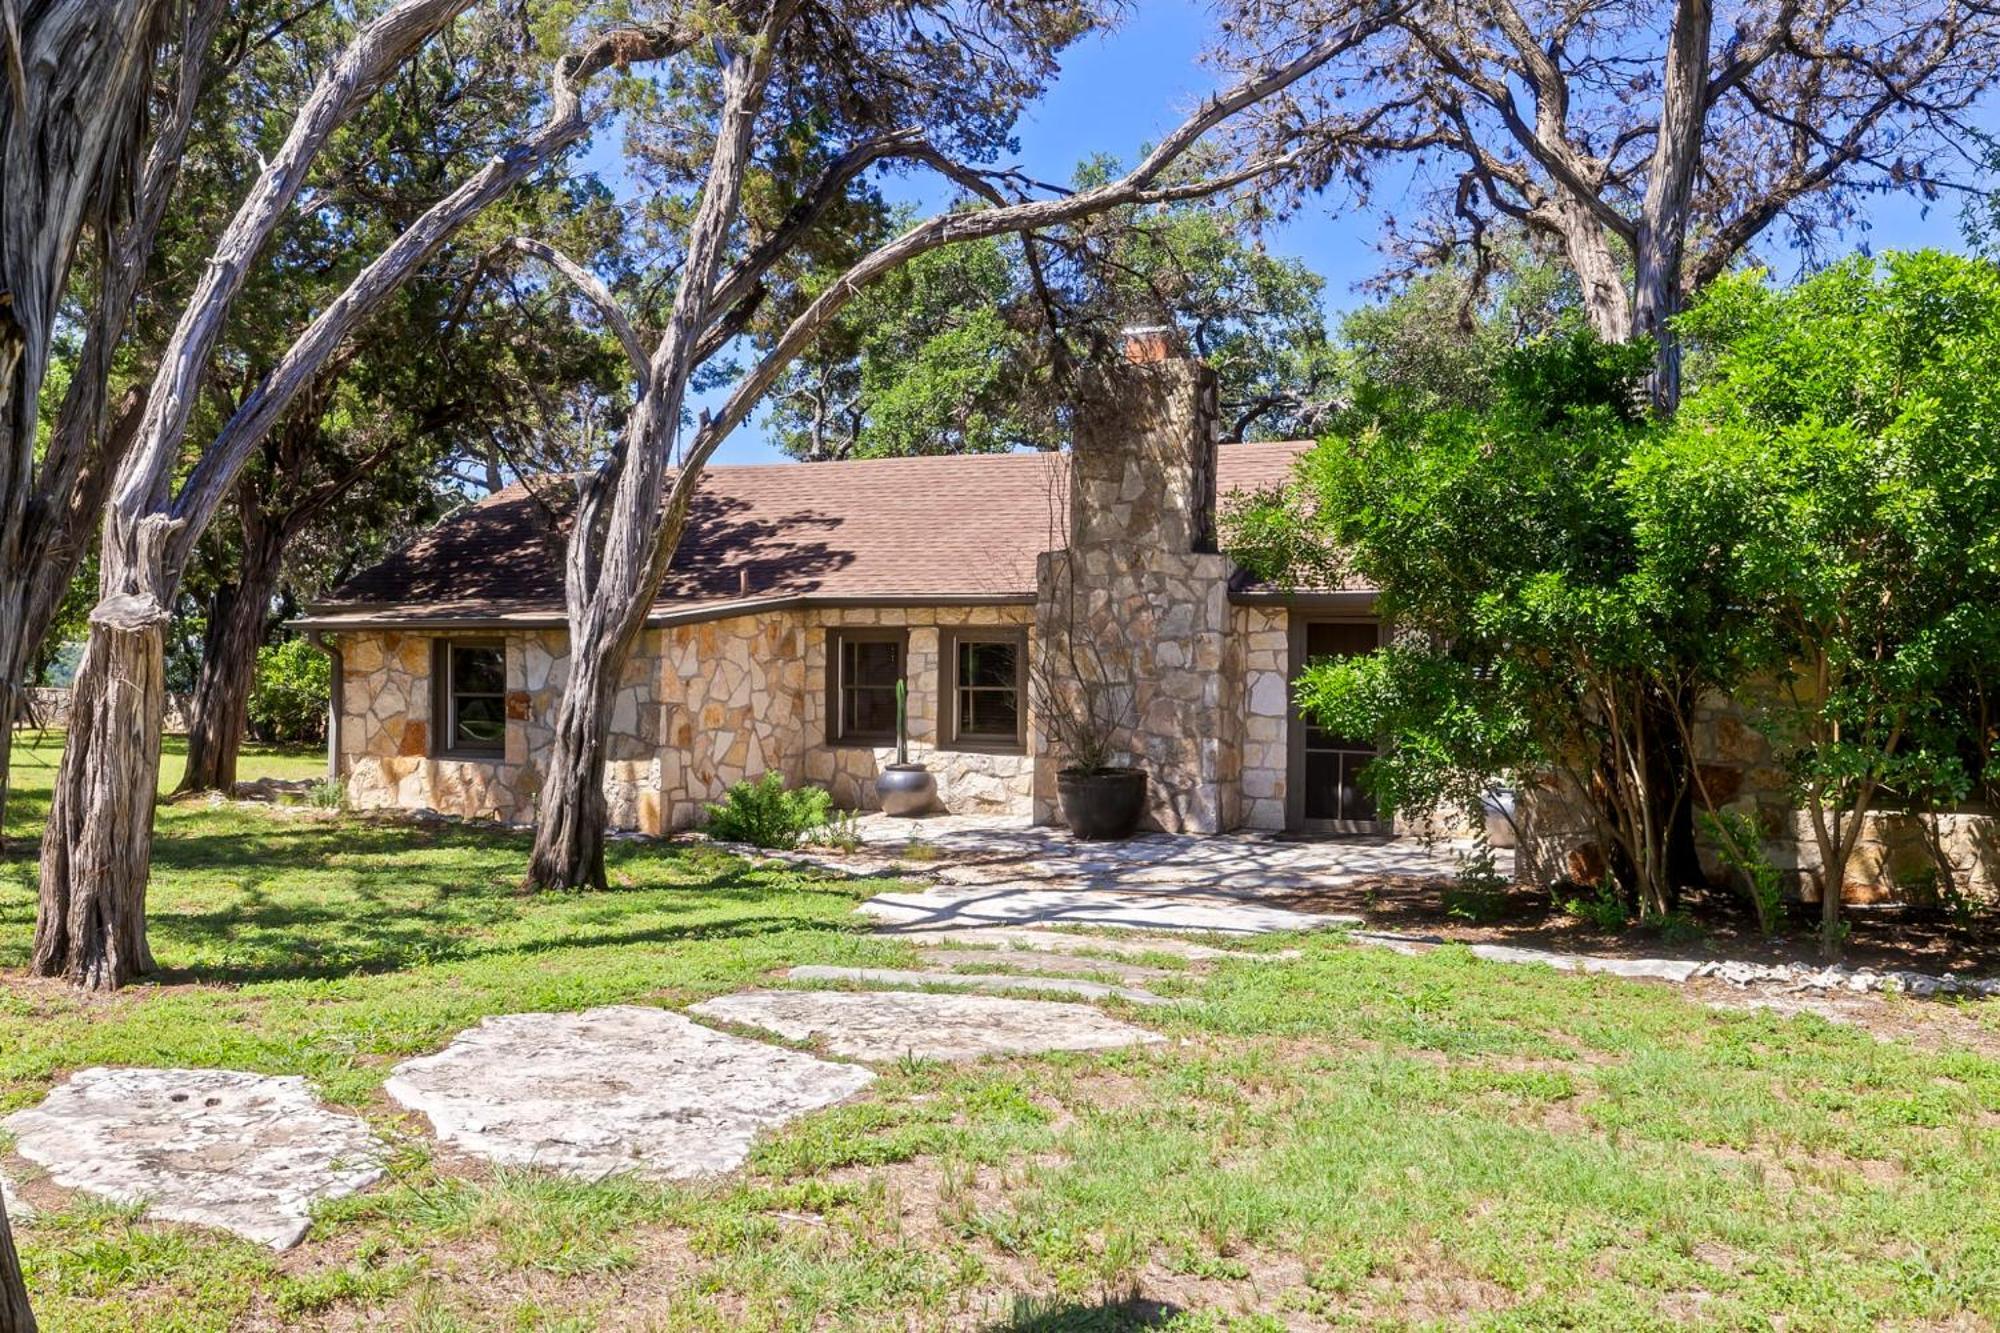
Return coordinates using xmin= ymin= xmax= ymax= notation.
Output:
xmin=1285 ymin=613 xmax=1387 ymax=835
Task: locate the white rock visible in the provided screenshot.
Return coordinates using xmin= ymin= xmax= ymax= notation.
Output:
xmin=1 ymin=1067 xmax=384 ymax=1250
xmin=384 ymin=1006 xmax=873 ymax=1180
xmin=786 ymin=965 xmax=1170 ymax=1006
xmin=1 ymin=1173 xmax=30 ymax=1225
xmin=691 ymin=989 xmax=1165 ymax=1063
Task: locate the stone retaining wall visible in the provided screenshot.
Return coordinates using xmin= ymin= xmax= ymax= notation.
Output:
xmin=1516 ymin=689 xmax=2000 ymax=905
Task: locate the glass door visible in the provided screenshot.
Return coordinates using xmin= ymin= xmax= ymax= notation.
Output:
xmin=1294 ymin=619 xmax=1381 ymax=832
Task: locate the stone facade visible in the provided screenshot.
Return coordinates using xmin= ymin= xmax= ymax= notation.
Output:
xmin=1031 ymin=355 xmax=1247 ymax=834
xmin=1235 ymin=605 xmax=1292 ymax=831
xmin=335 ymin=604 xmax=1038 ymax=834
xmin=333 ymin=344 xmax=1326 ymax=841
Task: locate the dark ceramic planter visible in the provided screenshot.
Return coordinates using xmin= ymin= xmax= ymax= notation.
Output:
xmin=876 ymin=763 xmax=937 ymax=817
xmin=1057 ymin=767 xmax=1148 ymax=840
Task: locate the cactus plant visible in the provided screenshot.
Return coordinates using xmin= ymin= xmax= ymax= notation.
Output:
xmin=894 ymin=677 xmax=909 ymax=766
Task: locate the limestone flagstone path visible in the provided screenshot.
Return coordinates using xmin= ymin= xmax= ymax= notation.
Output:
xmin=691 ymin=989 xmax=1166 ymax=1063
xmin=1 ymin=1067 xmax=384 ymax=1249
xmin=383 ymin=1005 xmax=875 ymax=1180
xmin=861 ymin=884 xmax=1355 ymax=935
xmin=888 ymin=925 xmax=1300 ymax=963
xmin=900 ymin=946 xmax=1175 ymax=982
xmin=786 ymin=964 xmax=1173 ymax=1006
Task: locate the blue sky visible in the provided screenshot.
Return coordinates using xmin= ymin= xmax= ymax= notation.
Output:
xmin=681 ymin=0 xmax=1980 ymax=464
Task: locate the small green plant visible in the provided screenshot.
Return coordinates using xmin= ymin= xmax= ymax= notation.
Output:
xmin=1700 ymin=809 xmax=1786 ymax=936
xmin=1443 ymin=839 xmax=1512 ymax=923
xmin=893 ymin=677 xmax=910 ymax=766
xmin=900 ymin=839 xmax=941 ymax=863
xmin=1653 ymin=910 xmax=1704 ymax=947
xmin=703 ymin=774 xmax=834 ymax=849
xmin=306 ymin=776 xmax=346 ymax=810
xmin=816 ymin=807 xmax=863 ymax=853
xmin=1562 ymin=876 xmax=1630 ymax=932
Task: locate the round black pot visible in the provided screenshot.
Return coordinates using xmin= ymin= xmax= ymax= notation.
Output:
xmin=1057 ymin=767 xmax=1148 ymax=840
xmin=876 ymin=763 xmax=937 ymax=817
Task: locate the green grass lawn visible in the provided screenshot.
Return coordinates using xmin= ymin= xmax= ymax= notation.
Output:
xmin=3 ymin=734 xmax=1999 ymax=1331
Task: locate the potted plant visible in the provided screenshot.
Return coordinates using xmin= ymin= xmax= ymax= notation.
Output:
xmin=875 ymin=677 xmax=936 ymax=816
xmin=1033 ymin=553 xmax=1147 ymax=840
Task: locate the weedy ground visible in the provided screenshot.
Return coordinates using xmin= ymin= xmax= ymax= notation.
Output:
xmin=2 ymin=735 xmax=1997 ymax=1331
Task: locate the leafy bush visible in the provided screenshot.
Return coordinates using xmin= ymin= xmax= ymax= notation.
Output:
xmin=1563 ymin=878 xmax=1630 ymax=932
xmin=248 ymin=638 xmax=330 ymax=744
xmin=307 ymin=777 xmax=346 ymax=811
xmin=703 ymin=774 xmax=833 ymax=849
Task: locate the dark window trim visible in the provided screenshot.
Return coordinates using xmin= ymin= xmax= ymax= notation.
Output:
xmin=431 ymin=638 xmax=508 ymax=761
xmin=938 ymin=626 xmax=1028 ymax=755
xmin=825 ymin=627 xmax=908 ymax=747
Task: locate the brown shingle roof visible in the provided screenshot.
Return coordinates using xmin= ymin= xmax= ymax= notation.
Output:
xmin=301 ymin=441 xmax=1315 ymax=629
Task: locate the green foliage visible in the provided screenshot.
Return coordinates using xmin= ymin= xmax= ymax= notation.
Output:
xmin=247 ymin=638 xmax=330 ymax=745
xmin=1634 ymin=250 xmax=2000 ymax=952
xmin=703 ymin=774 xmax=835 ymax=850
xmin=1700 ymin=810 xmax=1788 ymax=936
xmin=1234 ymin=330 xmax=1689 ymax=916
xmin=1562 ymin=878 xmax=1631 ymax=932
xmin=307 ymin=777 xmax=346 ymax=812
xmin=766 ymin=181 xmax=1336 ymax=459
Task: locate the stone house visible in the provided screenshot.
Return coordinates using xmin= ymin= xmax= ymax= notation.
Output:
xmin=297 ymin=338 xmax=1389 ymax=837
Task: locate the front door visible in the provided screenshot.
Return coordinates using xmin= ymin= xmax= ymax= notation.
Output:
xmin=1287 ymin=618 xmax=1383 ymax=833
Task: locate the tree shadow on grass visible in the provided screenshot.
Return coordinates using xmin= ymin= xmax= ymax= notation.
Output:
xmin=993 ymin=1295 xmax=1186 ymax=1331
xmin=131 ymin=821 xmax=872 ymax=987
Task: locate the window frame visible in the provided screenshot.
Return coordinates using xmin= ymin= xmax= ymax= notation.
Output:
xmin=825 ymin=627 xmax=908 ymax=747
xmin=431 ymin=638 xmax=509 ymax=760
xmin=938 ymin=626 xmax=1028 ymax=755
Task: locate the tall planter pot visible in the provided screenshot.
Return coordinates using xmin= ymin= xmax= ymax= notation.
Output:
xmin=876 ymin=763 xmax=936 ymax=817
xmin=1057 ymin=767 xmax=1148 ymax=840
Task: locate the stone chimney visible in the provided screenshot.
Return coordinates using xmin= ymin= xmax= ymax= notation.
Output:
xmin=1066 ymin=326 xmax=1220 ymax=555
xmin=1031 ymin=328 xmax=1242 ymax=834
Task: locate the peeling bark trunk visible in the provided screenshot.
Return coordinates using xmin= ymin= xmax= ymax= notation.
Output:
xmin=525 ymin=30 xmax=780 ymax=892
xmin=33 ymin=517 xmax=174 ymax=991
xmin=1631 ymin=0 xmax=1713 ymax=411
xmin=0 ymin=1186 xmax=32 ymax=1332
xmin=177 ymin=515 xmax=285 ymax=794
xmin=526 ymin=651 xmax=617 ymax=891
xmin=1552 ymin=194 xmax=1631 ymax=343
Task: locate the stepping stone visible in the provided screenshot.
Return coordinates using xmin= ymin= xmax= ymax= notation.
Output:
xmin=692 ymin=989 xmax=1165 ymax=1063
xmin=1351 ymin=932 xmax=1704 ymax=983
xmin=786 ymin=964 xmax=1171 ymax=1006
xmin=385 ymin=1006 xmax=873 ymax=1181
xmin=884 ymin=925 xmax=1299 ymax=963
xmin=862 ymin=885 xmax=1356 ymax=935
xmin=909 ymin=947 xmax=1175 ymax=982
xmin=1 ymin=1067 xmax=383 ymax=1250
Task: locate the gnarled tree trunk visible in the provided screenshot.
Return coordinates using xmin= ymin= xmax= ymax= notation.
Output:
xmin=526 ymin=654 xmax=619 ymax=891
xmin=33 ymin=518 xmax=174 ymax=991
xmin=0 ymin=1185 xmax=32 ymax=1332
xmin=177 ymin=513 xmax=285 ymax=794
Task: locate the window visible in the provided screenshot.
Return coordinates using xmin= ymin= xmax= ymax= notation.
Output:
xmin=941 ymin=628 xmax=1026 ymax=752
xmin=433 ymin=640 xmax=506 ymax=757
xmin=827 ymin=629 xmax=905 ymax=745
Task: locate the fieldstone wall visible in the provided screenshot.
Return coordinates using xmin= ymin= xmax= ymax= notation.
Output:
xmin=1032 ymin=355 xmax=1245 ymax=834
xmin=1236 ymin=605 xmax=1291 ymax=830
xmin=1516 ymin=688 xmax=2000 ymax=905
xmin=334 ymin=605 xmax=1040 ymax=833
xmin=802 ymin=605 xmax=1036 ymax=818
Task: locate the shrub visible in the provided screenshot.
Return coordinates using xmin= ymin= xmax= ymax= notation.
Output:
xmin=1563 ymin=877 xmax=1630 ymax=932
xmin=704 ymin=774 xmax=833 ymax=849
xmin=248 ymin=638 xmax=330 ymax=744
xmin=307 ymin=777 xmax=346 ymax=811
